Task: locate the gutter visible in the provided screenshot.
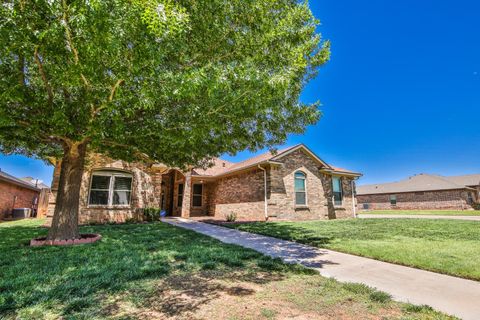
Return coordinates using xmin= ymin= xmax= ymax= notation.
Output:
xmin=257 ymin=165 xmax=268 ymax=220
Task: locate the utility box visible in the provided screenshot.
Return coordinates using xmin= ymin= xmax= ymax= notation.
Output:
xmin=12 ymin=208 xmax=31 ymax=219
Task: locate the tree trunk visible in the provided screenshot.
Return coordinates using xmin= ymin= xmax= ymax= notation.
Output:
xmin=47 ymin=141 xmax=87 ymax=241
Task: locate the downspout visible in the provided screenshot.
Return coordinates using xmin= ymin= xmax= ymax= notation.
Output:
xmin=352 ymin=178 xmax=357 ymax=218
xmin=258 ymin=165 xmax=268 ymax=220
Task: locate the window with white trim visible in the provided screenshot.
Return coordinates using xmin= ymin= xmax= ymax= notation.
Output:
xmin=294 ymin=171 xmax=307 ymax=206
xmin=192 ymin=184 xmax=203 ymax=207
xmin=89 ymin=171 xmax=132 ymax=206
xmin=332 ymin=176 xmax=343 ymax=206
xmin=390 ymin=194 xmax=397 ymax=205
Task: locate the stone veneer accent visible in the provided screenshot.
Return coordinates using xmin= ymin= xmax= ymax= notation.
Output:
xmin=48 ymin=153 xmax=163 ymax=224
xmin=267 ymin=149 xmax=355 ymax=220
xmin=357 ymin=189 xmax=476 ymax=211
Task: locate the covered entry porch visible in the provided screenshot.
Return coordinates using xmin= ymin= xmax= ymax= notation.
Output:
xmin=160 ymin=169 xmax=214 ymax=218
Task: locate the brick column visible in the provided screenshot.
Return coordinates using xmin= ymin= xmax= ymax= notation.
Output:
xmin=150 ymin=171 xmax=163 ymax=208
xmin=181 ymin=172 xmax=192 ymax=218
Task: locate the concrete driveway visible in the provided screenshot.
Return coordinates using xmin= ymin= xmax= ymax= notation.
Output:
xmin=358 ymin=214 xmax=480 ymax=221
xmin=163 ymin=217 xmax=480 ymax=320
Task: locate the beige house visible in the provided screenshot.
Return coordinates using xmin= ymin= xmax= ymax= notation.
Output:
xmin=48 ymin=144 xmax=361 ymax=224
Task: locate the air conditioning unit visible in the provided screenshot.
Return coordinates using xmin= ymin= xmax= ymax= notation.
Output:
xmin=12 ymin=208 xmax=31 ymax=219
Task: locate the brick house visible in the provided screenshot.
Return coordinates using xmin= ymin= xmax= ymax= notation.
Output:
xmin=0 ymin=169 xmax=41 ymax=220
xmin=357 ymin=173 xmax=480 ymax=211
xmin=48 ymin=144 xmax=362 ymax=224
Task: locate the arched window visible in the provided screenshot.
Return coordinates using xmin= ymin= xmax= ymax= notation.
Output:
xmin=294 ymin=171 xmax=307 ymax=206
xmin=89 ymin=171 xmax=133 ymax=206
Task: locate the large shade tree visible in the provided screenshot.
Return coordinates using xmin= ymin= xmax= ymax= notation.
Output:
xmin=0 ymin=0 xmax=329 ymax=240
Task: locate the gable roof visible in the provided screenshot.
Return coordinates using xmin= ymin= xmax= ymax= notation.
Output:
xmin=0 ymin=170 xmax=41 ymax=191
xmin=192 ymin=144 xmax=361 ymax=178
xmin=357 ymin=173 xmax=478 ymax=195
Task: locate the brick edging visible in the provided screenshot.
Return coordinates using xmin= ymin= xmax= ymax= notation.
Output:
xmin=30 ymin=234 xmax=102 ymax=246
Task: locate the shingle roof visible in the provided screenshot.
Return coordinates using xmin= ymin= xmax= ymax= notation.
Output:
xmin=0 ymin=170 xmax=41 ymax=191
xmin=20 ymin=177 xmax=50 ymax=189
xmin=444 ymin=174 xmax=480 ymax=187
xmin=357 ymin=173 xmax=479 ymax=195
xmin=192 ymin=144 xmax=361 ymax=178
xmin=192 ymin=158 xmax=235 ymax=176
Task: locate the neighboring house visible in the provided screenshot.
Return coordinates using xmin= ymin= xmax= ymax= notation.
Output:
xmin=0 ymin=169 xmax=41 ymax=220
xmin=357 ymin=173 xmax=480 ymax=210
xmin=48 ymin=144 xmax=362 ymax=224
xmin=20 ymin=177 xmax=50 ymax=190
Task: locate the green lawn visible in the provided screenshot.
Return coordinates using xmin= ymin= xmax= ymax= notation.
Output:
xmin=0 ymin=219 xmax=453 ymax=320
xmin=228 ymin=219 xmax=480 ymax=281
xmin=360 ymin=210 xmax=480 ymax=216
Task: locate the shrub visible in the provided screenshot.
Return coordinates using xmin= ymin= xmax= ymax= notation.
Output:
xmin=125 ymin=217 xmax=139 ymax=224
xmin=472 ymin=203 xmax=480 ymax=211
xmin=225 ymin=212 xmax=237 ymax=222
xmin=143 ymin=207 xmax=161 ymax=222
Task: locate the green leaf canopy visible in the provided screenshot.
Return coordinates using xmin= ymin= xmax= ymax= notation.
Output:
xmin=0 ymin=0 xmax=329 ymax=167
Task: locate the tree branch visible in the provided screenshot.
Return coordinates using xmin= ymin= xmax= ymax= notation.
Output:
xmin=33 ymin=46 xmax=54 ymax=105
xmin=89 ymin=79 xmax=125 ymax=120
xmin=102 ymin=140 xmax=152 ymax=162
xmin=109 ymin=79 xmax=125 ymax=102
xmin=61 ymin=0 xmax=90 ymax=88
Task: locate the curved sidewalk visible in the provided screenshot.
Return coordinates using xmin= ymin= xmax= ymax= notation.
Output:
xmin=358 ymin=214 xmax=480 ymax=221
xmin=163 ymin=217 xmax=480 ymax=320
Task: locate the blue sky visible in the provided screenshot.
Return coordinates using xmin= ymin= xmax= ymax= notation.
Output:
xmin=1 ymin=0 xmax=479 ymax=186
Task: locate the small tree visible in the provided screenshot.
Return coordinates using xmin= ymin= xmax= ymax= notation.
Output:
xmin=0 ymin=0 xmax=329 ymax=240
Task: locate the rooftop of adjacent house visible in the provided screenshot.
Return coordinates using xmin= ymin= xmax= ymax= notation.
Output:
xmin=20 ymin=177 xmax=50 ymax=189
xmin=192 ymin=144 xmax=361 ymax=178
xmin=0 ymin=169 xmax=41 ymax=191
xmin=357 ymin=173 xmax=480 ymax=195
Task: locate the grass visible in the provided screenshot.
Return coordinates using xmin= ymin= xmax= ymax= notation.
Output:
xmin=228 ymin=218 xmax=480 ymax=281
xmin=360 ymin=210 xmax=480 ymax=216
xmin=0 ymin=219 xmax=455 ymax=319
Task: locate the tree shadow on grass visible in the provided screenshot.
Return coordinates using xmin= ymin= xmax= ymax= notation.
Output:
xmin=0 ymin=221 xmax=318 ymax=319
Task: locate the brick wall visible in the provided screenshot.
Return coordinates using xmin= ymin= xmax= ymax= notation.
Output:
xmin=267 ymin=149 xmax=356 ymax=220
xmin=0 ymin=180 xmax=39 ymax=220
xmin=209 ymin=168 xmax=266 ymax=221
xmin=357 ymin=189 xmax=474 ymax=210
xmin=48 ymin=150 xmax=358 ymax=224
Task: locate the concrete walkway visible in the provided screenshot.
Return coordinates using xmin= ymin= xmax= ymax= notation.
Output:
xmin=358 ymin=214 xmax=480 ymax=221
xmin=163 ymin=217 xmax=480 ymax=320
